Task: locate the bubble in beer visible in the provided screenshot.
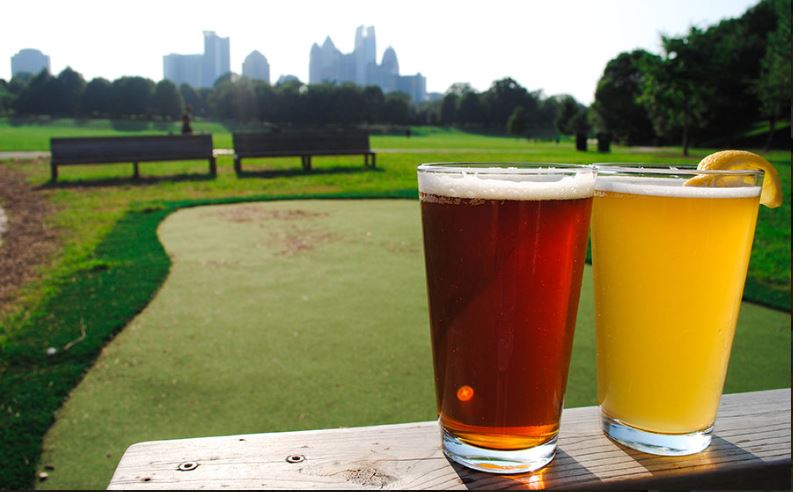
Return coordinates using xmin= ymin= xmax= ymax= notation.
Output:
xmin=457 ymin=385 xmax=474 ymax=402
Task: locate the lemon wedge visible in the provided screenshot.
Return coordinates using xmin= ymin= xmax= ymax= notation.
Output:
xmin=684 ymin=150 xmax=783 ymax=208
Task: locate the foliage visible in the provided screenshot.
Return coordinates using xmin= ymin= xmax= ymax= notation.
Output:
xmin=152 ymin=80 xmax=183 ymax=120
xmin=555 ymin=95 xmax=588 ymax=136
xmin=80 ymin=78 xmax=113 ymax=118
xmin=594 ymin=0 xmax=785 ymax=151
xmin=639 ymin=34 xmax=711 ymax=156
xmin=440 ymin=93 xmax=458 ymax=126
xmin=591 ymin=50 xmax=659 ymax=145
xmin=507 ymin=105 xmax=529 ymax=137
xmin=52 ymin=68 xmax=85 ymax=117
xmin=753 ymin=0 xmax=791 ymax=148
xmin=110 ymin=76 xmax=155 ymax=118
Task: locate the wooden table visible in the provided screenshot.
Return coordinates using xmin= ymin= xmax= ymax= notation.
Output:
xmin=108 ymin=389 xmax=790 ymax=489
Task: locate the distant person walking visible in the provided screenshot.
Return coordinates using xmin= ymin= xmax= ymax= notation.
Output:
xmin=181 ymin=106 xmax=193 ymax=135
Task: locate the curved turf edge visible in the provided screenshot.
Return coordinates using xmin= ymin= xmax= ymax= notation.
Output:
xmin=0 ymin=189 xmax=417 ymax=489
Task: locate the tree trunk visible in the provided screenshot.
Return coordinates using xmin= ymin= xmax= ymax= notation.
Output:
xmin=681 ymin=107 xmax=690 ymax=157
xmin=575 ymin=133 xmax=587 ymax=151
xmin=763 ymin=114 xmax=777 ymax=152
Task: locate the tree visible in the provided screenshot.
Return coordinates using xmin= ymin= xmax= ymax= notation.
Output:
xmin=111 ymin=76 xmax=155 ymax=117
xmin=483 ymin=77 xmax=532 ymax=127
xmin=208 ymin=77 xmax=257 ymax=122
xmin=383 ymin=91 xmax=411 ymax=124
xmin=14 ymin=70 xmax=56 ymax=115
xmin=179 ymin=83 xmax=208 ymax=116
xmin=507 ymin=106 xmax=529 ymax=137
xmin=361 ymin=85 xmax=385 ymax=124
xmin=639 ymin=34 xmax=710 ymax=156
xmin=534 ymin=95 xmax=561 ymax=139
xmin=51 ymin=67 xmax=85 ymax=116
xmin=440 ymin=93 xmax=458 ymax=126
xmin=333 ymin=83 xmax=365 ymax=125
xmin=152 ymin=80 xmax=183 ymax=120
xmin=592 ymin=50 xmax=659 ymax=145
xmin=80 ymin=78 xmax=113 ymax=117
xmin=457 ymin=91 xmax=484 ymax=126
xmin=753 ymin=0 xmax=790 ymax=150
xmin=554 ymin=95 xmax=584 ymax=135
xmin=0 ymin=80 xmax=14 ymax=115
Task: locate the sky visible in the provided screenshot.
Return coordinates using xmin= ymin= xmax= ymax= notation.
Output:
xmin=2 ymin=0 xmax=759 ymax=104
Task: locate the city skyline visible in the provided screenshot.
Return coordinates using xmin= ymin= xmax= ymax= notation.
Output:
xmin=1 ymin=0 xmax=759 ymax=104
xmin=310 ymin=26 xmax=427 ymax=102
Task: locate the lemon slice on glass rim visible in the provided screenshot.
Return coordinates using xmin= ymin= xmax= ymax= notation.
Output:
xmin=684 ymin=150 xmax=783 ymax=208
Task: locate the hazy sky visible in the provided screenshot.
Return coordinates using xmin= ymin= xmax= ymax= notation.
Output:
xmin=2 ymin=0 xmax=758 ymax=104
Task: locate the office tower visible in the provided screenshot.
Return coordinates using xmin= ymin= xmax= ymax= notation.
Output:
xmin=242 ymin=51 xmax=270 ymax=83
xmin=163 ymin=54 xmax=203 ymax=88
xmin=11 ymin=48 xmax=50 ymax=76
xmin=163 ymin=31 xmax=231 ymax=88
xmin=203 ymin=31 xmax=230 ymax=87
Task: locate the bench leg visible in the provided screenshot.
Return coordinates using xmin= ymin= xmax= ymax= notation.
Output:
xmin=371 ymin=153 xmax=376 ymax=168
xmin=50 ymin=162 xmax=58 ymax=182
xmin=133 ymin=161 xmax=140 ymax=179
xmin=234 ymin=157 xmax=242 ymax=174
xmin=209 ymin=157 xmax=217 ymax=177
xmin=302 ymin=156 xmax=312 ymax=171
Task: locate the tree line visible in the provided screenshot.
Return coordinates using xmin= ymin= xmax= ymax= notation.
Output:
xmin=591 ymin=0 xmax=789 ymax=153
xmin=0 ymin=0 xmax=787 ymax=151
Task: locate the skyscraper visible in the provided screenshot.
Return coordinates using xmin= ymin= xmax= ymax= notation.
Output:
xmin=163 ymin=54 xmax=203 ymax=88
xmin=242 ymin=51 xmax=270 ymax=83
xmin=203 ymin=31 xmax=230 ymax=87
xmin=163 ymin=31 xmax=230 ymax=88
xmin=354 ymin=26 xmax=376 ymax=86
xmin=309 ymin=26 xmax=426 ymax=103
xmin=11 ymin=48 xmax=50 ymax=77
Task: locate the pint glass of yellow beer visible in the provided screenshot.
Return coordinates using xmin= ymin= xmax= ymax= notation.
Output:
xmin=591 ymin=165 xmax=764 ymax=455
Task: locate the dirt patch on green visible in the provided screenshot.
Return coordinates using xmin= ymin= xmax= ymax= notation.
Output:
xmin=0 ymin=165 xmax=58 ymax=317
xmin=206 ymin=205 xmax=329 ymax=223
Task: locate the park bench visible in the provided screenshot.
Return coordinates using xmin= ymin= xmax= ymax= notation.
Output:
xmin=108 ymin=388 xmax=789 ymax=489
xmin=49 ymin=135 xmax=216 ymax=182
xmin=232 ymin=130 xmax=376 ymax=173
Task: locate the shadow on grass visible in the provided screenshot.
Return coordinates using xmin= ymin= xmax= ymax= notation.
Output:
xmin=235 ymin=165 xmax=383 ymax=179
xmin=38 ymin=173 xmax=216 ymax=190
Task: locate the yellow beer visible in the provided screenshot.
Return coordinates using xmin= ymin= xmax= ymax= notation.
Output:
xmin=592 ymin=174 xmax=761 ymax=435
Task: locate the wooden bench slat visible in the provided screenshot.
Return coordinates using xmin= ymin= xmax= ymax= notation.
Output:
xmin=107 ymin=388 xmax=790 ymax=490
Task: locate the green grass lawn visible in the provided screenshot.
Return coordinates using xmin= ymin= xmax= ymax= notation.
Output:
xmin=0 ymin=121 xmax=789 ymax=488
xmin=37 ymin=200 xmax=791 ymax=490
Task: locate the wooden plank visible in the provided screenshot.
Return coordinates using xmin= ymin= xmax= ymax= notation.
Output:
xmin=108 ymin=389 xmax=790 ymax=490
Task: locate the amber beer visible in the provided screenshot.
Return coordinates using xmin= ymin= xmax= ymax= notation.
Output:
xmin=417 ymin=164 xmax=595 ymax=473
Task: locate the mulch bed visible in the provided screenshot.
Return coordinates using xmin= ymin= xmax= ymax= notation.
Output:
xmin=0 ymin=164 xmax=58 ymax=316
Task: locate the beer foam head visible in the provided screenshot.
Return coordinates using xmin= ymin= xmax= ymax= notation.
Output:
xmin=417 ymin=165 xmax=595 ymax=201
xmin=595 ymin=176 xmax=762 ymax=199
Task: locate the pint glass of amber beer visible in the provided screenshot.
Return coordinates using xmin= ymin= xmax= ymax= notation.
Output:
xmin=417 ymin=163 xmax=595 ymax=473
xmin=592 ymin=165 xmax=764 ymax=456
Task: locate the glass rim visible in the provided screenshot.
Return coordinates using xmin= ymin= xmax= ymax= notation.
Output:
xmin=593 ymin=163 xmax=763 ymax=176
xmin=417 ymin=162 xmax=594 ymax=174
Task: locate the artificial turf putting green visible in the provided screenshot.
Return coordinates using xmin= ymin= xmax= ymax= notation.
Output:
xmin=38 ymin=200 xmax=790 ymax=489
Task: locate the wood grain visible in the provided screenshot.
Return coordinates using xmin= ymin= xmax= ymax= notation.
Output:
xmin=108 ymin=389 xmax=790 ymax=490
